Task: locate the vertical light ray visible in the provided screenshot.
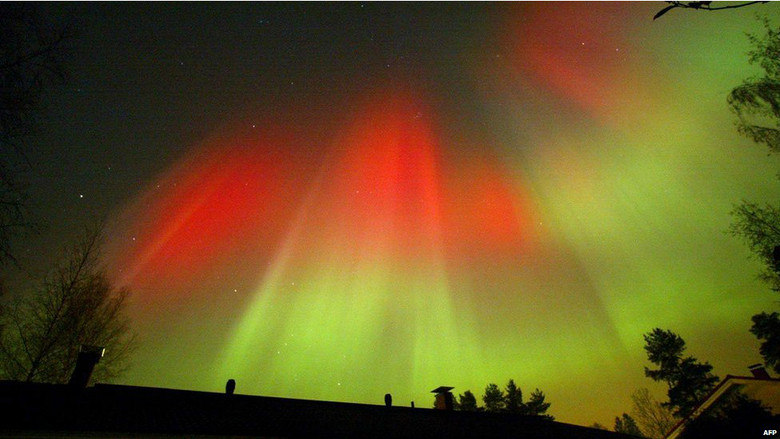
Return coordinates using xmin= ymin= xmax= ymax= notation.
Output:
xmin=216 ymin=131 xmax=337 ymax=387
xmin=97 ymin=4 xmax=780 ymax=428
xmin=105 ymin=132 xmax=305 ymax=300
xmin=216 ymin=90 xmax=490 ymax=402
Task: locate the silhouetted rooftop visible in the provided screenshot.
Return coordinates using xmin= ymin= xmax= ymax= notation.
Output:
xmin=0 ymin=380 xmax=637 ymax=438
xmin=665 ymin=374 xmax=780 ymax=439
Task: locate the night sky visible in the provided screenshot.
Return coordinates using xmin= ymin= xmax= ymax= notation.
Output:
xmin=7 ymin=1 xmax=780 ymax=428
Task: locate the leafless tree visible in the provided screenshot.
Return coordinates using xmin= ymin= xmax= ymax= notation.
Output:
xmin=0 ymin=226 xmax=136 ymax=384
xmin=0 ymin=3 xmax=70 ymax=265
xmin=630 ymin=388 xmax=679 ymax=439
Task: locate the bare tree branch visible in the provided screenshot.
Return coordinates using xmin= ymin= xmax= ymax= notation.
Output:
xmin=0 ymin=3 xmax=72 ymax=265
xmin=654 ymin=1 xmax=770 ymax=20
xmin=0 ymin=225 xmax=137 ymax=384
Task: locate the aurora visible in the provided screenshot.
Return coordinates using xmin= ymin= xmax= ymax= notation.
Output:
xmin=13 ymin=2 xmax=775 ymax=427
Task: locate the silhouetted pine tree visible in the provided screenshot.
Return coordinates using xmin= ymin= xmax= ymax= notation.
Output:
xmin=482 ymin=383 xmax=504 ymax=412
xmin=643 ymin=328 xmax=719 ymax=417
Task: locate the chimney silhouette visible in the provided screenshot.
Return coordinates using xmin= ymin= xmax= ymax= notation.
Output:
xmin=68 ymin=345 xmax=105 ymax=388
xmin=431 ymin=386 xmax=454 ymax=410
xmin=749 ymin=363 xmax=771 ymax=379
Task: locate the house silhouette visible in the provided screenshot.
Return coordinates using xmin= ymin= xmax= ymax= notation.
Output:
xmin=0 ymin=380 xmax=638 ymax=438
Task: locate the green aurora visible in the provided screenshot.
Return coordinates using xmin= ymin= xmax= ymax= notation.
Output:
xmin=16 ymin=2 xmax=778 ymax=428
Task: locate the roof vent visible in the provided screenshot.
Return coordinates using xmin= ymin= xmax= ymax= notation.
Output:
xmin=226 ymin=379 xmax=236 ymax=395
